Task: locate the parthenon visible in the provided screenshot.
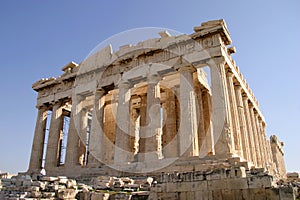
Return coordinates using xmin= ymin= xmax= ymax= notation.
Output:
xmin=27 ymin=19 xmax=287 ymax=184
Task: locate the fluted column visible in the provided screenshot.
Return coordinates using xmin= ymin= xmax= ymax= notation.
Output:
xmin=65 ymin=96 xmax=83 ymax=168
xmin=257 ymin=116 xmax=267 ymax=168
xmin=88 ymin=89 xmax=105 ymax=167
xmin=226 ymin=71 xmax=243 ymax=157
xmin=45 ymin=101 xmax=63 ymax=170
xmin=235 ymin=85 xmax=251 ymax=161
xmin=162 ymin=89 xmax=178 ymax=158
xmin=249 ymin=104 xmax=262 ymax=167
xmin=178 ymin=66 xmax=199 ymax=157
xmin=143 ymin=73 xmax=162 ymax=160
xmin=242 ymin=95 xmax=256 ymax=165
xmin=114 ymin=80 xmax=132 ymax=163
xmin=138 ymin=94 xmax=147 ymax=162
xmin=28 ymin=105 xmax=48 ymax=172
xmin=202 ymin=89 xmax=214 ymax=156
xmin=78 ymin=107 xmax=87 ymax=166
xmin=262 ymin=125 xmax=269 ymax=169
xmin=193 ymin=75 xmax=206 ymax=157
xmin=208 ymin=58 xmax=234 ymax=158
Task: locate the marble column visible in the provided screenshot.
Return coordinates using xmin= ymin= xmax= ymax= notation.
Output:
xmin=265 ymin=137 xmax=274 ymax=172
xmin=193 ymin=75 xmax=206 ymax=157
xmin=88 ymin=89 xmax=105 ymax=167
xmin=162 ymin=89 xmax=178 ymax=158
xmin=130 ymin=107 xmax=140 ymax=159
xmin=262 ymin=122 xmax=270 ymax=169
xmin=138 ymin=94 xmax=147 ymax=162
xmin=45 ymin=101 xmax=63 ymax=170
xmin=178 ymin=66 xmax=199 ymax=157
xmin=257 ymin=116 xmax=267 ymax=168
xmin=103 ymin=100 xmax=116 ymax=164
xmin=226 ymin=71 xmax=243 ymax=157
xmin=28 ymin=105 xmax=48 ymax=172
xmin=78 ymin=107 xmax=87 ymax=166
xmin=65 ymin=96 xmax=83 ymax=168
xmin=235 ymin=85 xmax=251 ymax=161
xmin=208 ymin=58 xmax=234 ymax=158
xmin=242 ymin=95 xmax=256 ymax=165
xmin=144 ymin=73 xmax=162 ymax=160
xmin=114 ymin=80 xmax=132 ymax=163
xmin=249 ymin=104 xmax=262 ymax=167
xmin=202 ymin=89 xmax=214 ymax=156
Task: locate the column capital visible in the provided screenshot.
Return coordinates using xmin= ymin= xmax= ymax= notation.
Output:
xmin=50 ymin=100 xmax=63 ymax=107
xmin=94 ymin=88 xmax=106 ymax=98
xmin=147 ymin=72 xmax=161 ymax=84
xmin=35 ymin=104 xmax=49 ymax=110
xmin=207 ymin=56 xmax=226 ymax=67
xmin=226 ymin=69 xmax=234 ymax=78
xmin=117 ymin=79 xmax=131 ymax=89
xmin=242 ymin=92 xmax=248 ymax=100
xmin=76 ymin=94 xmax=86 ymax=102
xmin=248 ymin=101 xmax=254 ymax=108
xmin=176 ymin=65 xmax=196 ymax=73
xmin=234 ymin=84 xmax=242 ymax=91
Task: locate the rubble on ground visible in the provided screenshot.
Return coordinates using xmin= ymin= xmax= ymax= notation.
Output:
xmin=0 ymin=173 xmax=151 ymax=200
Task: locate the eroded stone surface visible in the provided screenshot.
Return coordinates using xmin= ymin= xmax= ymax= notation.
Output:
xmin=24 ymin=19 xmax=293 ymax=199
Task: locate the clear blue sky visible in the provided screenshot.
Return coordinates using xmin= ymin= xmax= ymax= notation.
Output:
xmin=0 ymin=1 xmax=299 ymax=174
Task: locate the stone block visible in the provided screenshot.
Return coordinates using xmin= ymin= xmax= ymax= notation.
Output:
xmin=227 ymin=178 xmax=248 ymax=190
xmin=212 ymin=189 xmax=222 ymax=199
xmin=221 ymin=189 xmax=234 ymax=200
xmin=233 ymin=189 xmax=250 ymax=200
xmin=147 ymin=192 xmax=158 ymax=200
xmin=287 ymin=172 xmax=299 ymax=179
xmin=249 ymin=188 xmax=266 ymax=200
xmin=194 ymin=190 xmax=213 ymax=200
xmin=186 ymin=191 xmax=195 ymax=199
xmin=110 ymin=193 xmax=131 ymax=200
xmin=157 ymin=192 xmax=178 ymax=200
xmin=91 ymin=192 xmax=109 ymax=200
xmin=151 ymin=185 xmax=162 ymax=192
xmin=248 ymin=176 xmax=272 ymax=189
xmin=32 ymin=180 xmax=46 ymax=189
xmin=191 ymin=180 xmax=208 ymax=191
xmin=66 ymin=179 xmax=77 ymax=189
xmin=178 ymin=192 xmax=187 ymax=199
xmin=42 ymin=192 xmax=56 ymax=198
xmin=193 ymin=172 xmax=205 ymax=181
xmin=265 ymin=188 xmax=280 ymax=200
xmin=57 ymin=188 xmax=77 ymax=199
xmin=77 ymin=192 xmax=91 ymax=200
xmin=176 ymin=182 xmax=192 ymax=192
xmin=206 ymin=172 xmax=222 ymax=180
xmin=58 ymin=177 xmax=68 ymax=184
xmin=279 ymin=186 xmax=296 ymax=200
xmin=15 ymin=179 xmax=23 ymax=186
xmin=30 ymin=191 xmax=42 ymax=198
xmin=41 ymin=176 xmax=59 ymax=182
xmin=22 ymin=179 xmax=32 ymax=187
xmin=230 ymin=167 xmax=246 ymax=178
xmin=208 ymin=179 xmax=228 ymax=190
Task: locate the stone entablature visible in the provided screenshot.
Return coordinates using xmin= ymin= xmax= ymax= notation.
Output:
xmin=28 ymin=19 xmax=287 ymax=182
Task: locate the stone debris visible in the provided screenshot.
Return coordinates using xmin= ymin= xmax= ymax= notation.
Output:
xmin=0 ymin=169 xmax=298 ymax=199
xmin=0 ymin=173 xmax=152 ymax=199
xmin=0 ymin=173 xmax=78 ymax=199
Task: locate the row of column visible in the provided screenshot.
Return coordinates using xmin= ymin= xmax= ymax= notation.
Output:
xmin=29 ymin=58 xmax=273 ymax=172
xmin=28 ymin=101 xmax=71 ymax=172
xmin=210 ymin=57 xmax=272 ymax=168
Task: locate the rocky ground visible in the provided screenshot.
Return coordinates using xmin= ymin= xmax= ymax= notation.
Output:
xmin=0 ymin=173 xmax=152 ymax=199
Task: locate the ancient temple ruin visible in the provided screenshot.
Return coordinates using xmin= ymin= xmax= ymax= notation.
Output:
xmin=28 ymin=19 xmax=287 ymax=185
